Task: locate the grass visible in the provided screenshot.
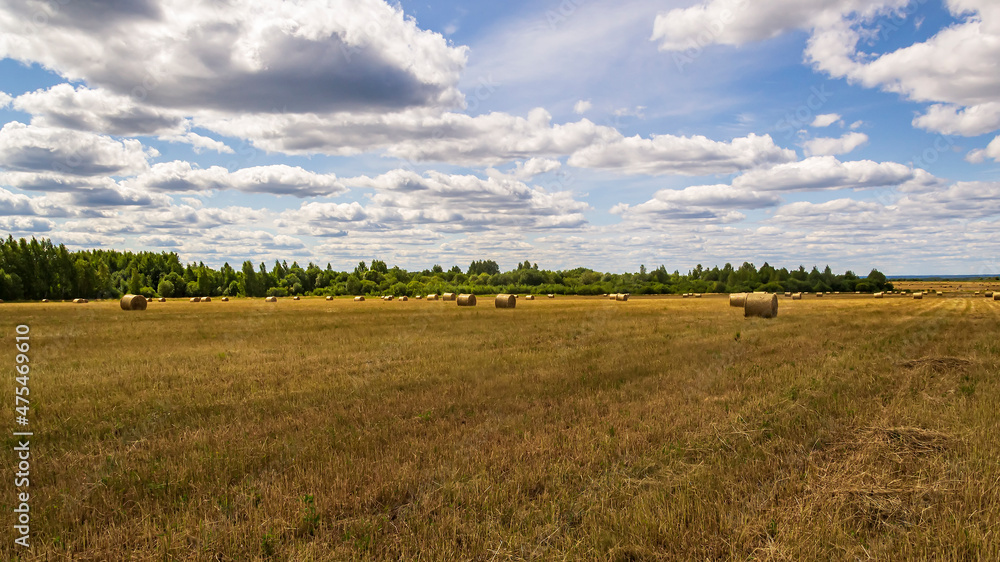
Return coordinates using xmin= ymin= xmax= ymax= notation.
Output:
xmin=2 ymin=294 xmax=1000 ymax=560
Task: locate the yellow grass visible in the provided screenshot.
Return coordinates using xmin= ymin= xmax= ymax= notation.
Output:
xmin=2 ymin=295 xmax=999 ymax=560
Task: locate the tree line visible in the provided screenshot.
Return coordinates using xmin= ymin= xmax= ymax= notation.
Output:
xmin=0 ymin=236 xmax=894 ymax=301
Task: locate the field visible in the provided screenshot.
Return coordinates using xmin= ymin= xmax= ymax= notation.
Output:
xmin=3 ymin=293 xmax=1000 ymax=560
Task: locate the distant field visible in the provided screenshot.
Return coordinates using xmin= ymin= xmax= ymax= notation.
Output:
xmin=3 ymin=294 xmax=999 ymax=560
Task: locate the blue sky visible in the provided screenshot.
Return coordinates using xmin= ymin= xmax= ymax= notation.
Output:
xmin=0 ymin=0 xmax=998 ymax=274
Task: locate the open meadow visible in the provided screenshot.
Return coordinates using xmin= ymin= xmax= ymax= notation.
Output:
xmin=3 ymin=293 xmax=1000 ymax=560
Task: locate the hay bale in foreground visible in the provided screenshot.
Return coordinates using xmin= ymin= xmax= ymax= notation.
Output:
xmin=120 ymin=294 xmax=147 ymax=311
xmin=201 ymin=297 xmax=212 ymax=302
xmin=495 ymin=294 xmax=516 ymax=308
xmin=744 ymin=293 xmax=778 ymax=318
xmin=457 ymin=294 xmax=477 ymax=307
xmin=442 ymin=293 xmax=456 ymax=301
xmin=874 ymin=292 xmax=884 ymax=298
xmin=913 ymin=292 xmax=923 ymax=300
xmin=791 ymin=293 xmax=802 ymax=300
xmin=994 ymin=293 xmax=1000 ymax=301
xmin=615 ymin=293 xmax=629 ymax=302
xmin=354 ymin=296 xmax=365 ymax=302
xmin=729 ymin=293 xmax=748 ymax=308
xmin=265 ymin=296 xmax=277 ymax=302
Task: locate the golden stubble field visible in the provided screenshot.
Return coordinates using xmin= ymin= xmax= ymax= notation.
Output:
xmin=2 ymin=294 xmax=999 ymax=560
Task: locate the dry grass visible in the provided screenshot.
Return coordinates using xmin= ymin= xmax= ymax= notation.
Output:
xmin=2 ymin=295 xmax=1000 ymax=560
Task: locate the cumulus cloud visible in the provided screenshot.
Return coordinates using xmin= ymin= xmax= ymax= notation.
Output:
xmin=0 ymin=0 xmax=468 ymax=114
xmin=126 ymin=162 xmax=346 ymax=197
xmin=573 ymin=100 xmax=593 ymax=114
xmin=810 ymin=113 xmax=842 ymax=128
xmin=733 ymin=156 xmax=937 ymax=192
xmin=966 ymin=135 xmax=1000 ymax=164
xmin=0 ymin=122 xmax=155 ymax=176
xmin=611 ymin=183 xmax=778 ymax=224
xmin=12 ymin=84 xmax=185 ymax=136
xmin=802 ymin=132 xmax=868 ymax=156
xmin=567 ymin=132 xmax=796 ymax=175
xmin=278 ymin=169 xmax=591 ymax=235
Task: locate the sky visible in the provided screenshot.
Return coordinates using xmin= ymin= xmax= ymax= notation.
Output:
xmin=0 ymin=0 xmax=998 ymax=275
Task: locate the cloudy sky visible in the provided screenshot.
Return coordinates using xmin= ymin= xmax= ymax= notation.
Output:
xmin=0 ymin=0 xmax=998 ymax=274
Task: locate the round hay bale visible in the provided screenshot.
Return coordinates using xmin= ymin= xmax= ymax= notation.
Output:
xmin=791 ymin=293 xmax=802 ymax=300
xmin=221 ymin=297 xmax=229 ymax=302
xmin=41 ymin=299 xmax=49 ymax=303
xmin=994 ymin=293 xmax=1000 ymax=301
xmin=495 ymin=294 xmax=516 ymax=308
xmin=353 ymin=296 xmax=365 ymax=301
xmin=729 ymin=293 xmax=748 ymax=308
xmin=816 ymin=293 xmax=824 ymax=298
xmin=457 ymin=294 xmax=477 ymax=306
xmin=874 ymin=292 xmax=884 ymax=299
xmin=694 ymin=293 xmax=702 ymax=298
xmin=158 ymin=297 xmax=166 ymax=302
xmin=442 ymin=293 xmax=456 ymax=301
xmin=399 ymin=296 xmax=408 ymax=302
xmin=120 ymin=294 xmax=147 ymax=311
xmin=784 ymin=292 xmax=791 ymax=297
xmin=426 ymin=294 xmax=438 ymax=301
xmin=682 ymin=293 xmax=689 ymax=298
xmin=201 ymin=297 xmax=211 ymax=302
xmin=547 ymin=294 xmax=555 ymax=298
xmin=293 ymin=296 xmax=300 ymax=301
xmin=326 ymin=296 xmax=333 ymax=301
xmin=913 ymin=292 xmax=923 ymax=299
xmin=615 ymin=293 xmax=629 ymax=302
xmin=524 ymin=295 xmax=535 ymax=300
xmin=986 ymin=292 xmax=994 ymax=298
xmin=265 ymin=296 xmax=277 ymax=303
xmin=415 ymin=295 xmax=423 ymax=300
xmin=190 ymin=297 xmax=200 ymax=303
xmin=609 ymin=294 xmax=617 ymax=300
xmin=744 ymin=293 xmax=778 ymax=318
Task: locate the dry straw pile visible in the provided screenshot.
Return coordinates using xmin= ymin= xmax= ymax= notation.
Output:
xmin=729 ymin=293 xmax=748 ymax=308
xmin=495 ymin=294 xmax=516 ymax=308
xmin=120 ymin=294 xmax=147 ymax=311
xmin=443 ymin=293 xmax=456 ymax=301
xmin=265 ymin=296 xmax=277 ymax=302
xmin=744 ymin=293 xmax=778 ymax=318
xmin=457 ymin=294 xmax=477 ymax=307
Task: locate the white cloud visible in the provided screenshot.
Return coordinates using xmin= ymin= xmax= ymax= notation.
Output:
xmin=12 ymin=84 xmax=185 ymax=136
xmin=611 ymin=184 xmax=779 ymax=224
xmin=567 ymin=132 xmax=796 ymax=175
xmin=912 ymin=102 xmax=1000 ymax=137
xmin=0 ymin=0 xmax=468 ymax=115
xmin=573 ymin=100 xmax=593 ymax=114
xmin=810 ymin=113 xmax=842 ymax=128
xmin=0 ymin=122 xmax=155 ymax=176
xmin=158 ymin=132 xmax=234 ymax=154
xmin=733 ymin=156 xmax=935 ymax=192
xmin=651 ymin=0 xmax=908 ymax=51
xmin=0 ymin=91 xmax=11 ymax=108
xmin=966 ymin=135 xmax=1000 ymax=163
xmin=127 ymin=162 xmax=347 ymax=198
xmin=802 ymin=132 xmax=868 ymax=156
